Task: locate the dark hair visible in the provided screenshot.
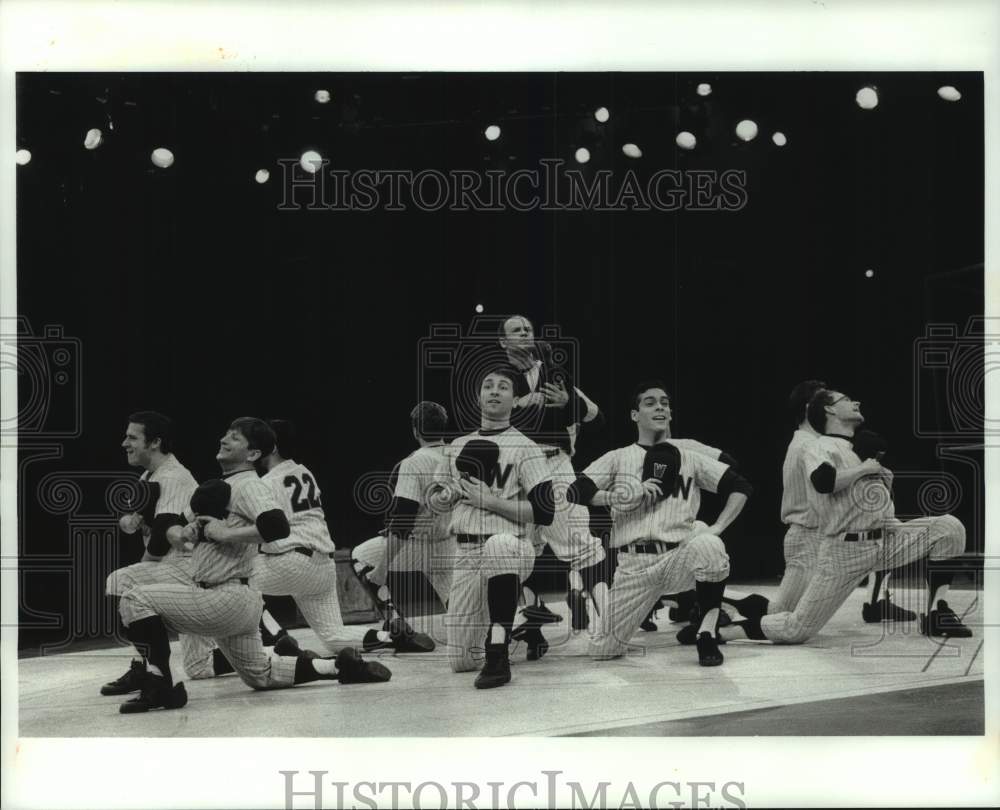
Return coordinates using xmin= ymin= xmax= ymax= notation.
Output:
xmin=265 ymin=418 xmax=297 ymax=458
xmin=410 ymin=401 xmax=448 ymax=437
xmin=788 ymin=379 xmax=827 ymax=425
xmin=805 ymin=389 xmax=835 ymax=434
xmin=228 ymin=417 xmax=276 ymax=458
xmin=127 ymin=411 xmax=174 ymax=453
xmin=631 ymin=379 xmax=670 ymax=411
xmin=480 ymin=365 xmax=519 ymax=388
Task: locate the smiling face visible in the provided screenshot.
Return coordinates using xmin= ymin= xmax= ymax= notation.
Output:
xmin=826 ymin=390 xmax=865 ymax=427
xmin=632 ymin=387 xmax=672 ymax=435
xmin=216 ymin=427 xmax=259 ymax=469
xmin=480 ymin=371 xmax=516 ymax=421
xmin=121 ymin=422 xmax=156 ymax=469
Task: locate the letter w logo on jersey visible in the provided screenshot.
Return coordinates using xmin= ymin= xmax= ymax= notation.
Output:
xmin=456 ymin=439 xmax=513 ymax=488
xmin=653 ymin=463 xmax=668 ymax=479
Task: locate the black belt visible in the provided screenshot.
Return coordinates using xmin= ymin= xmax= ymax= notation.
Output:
xmin=625 ymin=540 xmax=680 ymax=554
xmin=197 ymin=577 xmax=249 ymax=589
xmin=844 ymin=529 xmax=883 ymax=542
xmin=292 ymin=547 xmax=336 ymax=559
xmin=456 ymin=534 xmax=492 ymax=544
xmin=541 ymin=448 xmax=562 ymax=459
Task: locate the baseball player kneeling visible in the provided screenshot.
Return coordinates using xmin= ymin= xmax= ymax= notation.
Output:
xmin=430 ymin=367 xmax=555 ymax=689
xmin=568 ymin=380 xmax=753 ymax=667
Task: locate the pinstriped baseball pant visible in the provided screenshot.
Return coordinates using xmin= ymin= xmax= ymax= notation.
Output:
xmin=105 ymin=556 xmax=219 ymax=681
xmin=769 ymin=524 xmax=824 ymax=614
xmin=531 ymin=452 xmax=606 ymax=571
xmin=351 ymin=534 xmax=455 ymax=604
xmin=250 ymin=551 xmax=366 ymax=654
xmin=447 ymin=534 xmax=535 ymax=673
xmin=119 ymin=581 xmax=298 ymax=689
xmin=590 ymin=533 xmax=730 ymax=659
xmin=760 ymin=514 xmax=965 ymax=644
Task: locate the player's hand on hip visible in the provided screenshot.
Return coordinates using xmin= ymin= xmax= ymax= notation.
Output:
xmin=458 ymin=475 xmax=494 ymax=510
xmin=689 ymin=519 xmax=711 ymax=537
xmin=196 ymin=515 xmax=231 ymax=543
xmin=541 ymin=380 xmax=570 ymax=408
xmin=118 ymin=513 xmax=144 ymax=535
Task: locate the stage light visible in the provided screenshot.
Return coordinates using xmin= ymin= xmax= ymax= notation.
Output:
xmin=475 ymin=304 xmax=484 ymax=313
xmin=314 ymin=89 xmax=331 ymax=104
xmin=84 ymin=128 xmax=103 ymax=150
xmin=772 ymin=132 xmax=787 ymax=146
xmin=594 ymin=107 xmax=610 ymax=123
xmin=855 ymin=87 xmax=878 ymax=110
xmin=735 ymin=120 xmax=758 ymax=142
xmin=574 ymin=147 xmax=591 ymax=164
xmin=15 ymin=148 xmax=31 ymax=165
xmin=937 ymin=86 xmax=961 ymax=102
xmin=622 ymin=143 xmax=642 ymax=158
xmin=696 ymin=83 xmax=712 ymax=96
xmin=151 ymin=147 xmax=174 ymax=168
xmin=300 ymin=150 xmax=323 ymax=173
xmin=484 ymin=125 xmax=501 ymax=141
xmin=865 ymin=269 xmax=874 ymax=279
xmin=675 ymin=131 xmax=696 ymax=150
xmin=255 ymin=169 xmax=270 ymax=184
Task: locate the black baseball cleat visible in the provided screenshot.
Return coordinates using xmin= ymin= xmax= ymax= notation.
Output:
xmin=686 ymin=604 xmax=733 ymax=627
xmin=920 ymin=601 xmax=973 ymax=638
xmin=567 ymin=589 xmax=590 ymax=631
xmin=474 ymin=643 xmax=512 ymax=689
xmin=119 ymin=674 xmax=188 ymax=714
xmin=334 ymin=647 xmax=392 ymax=684
xmin=273 ymin=633 xmax=305 ymax=658
xmin=665 ymin=591 xmax=696 ymax=622
xmin=676 ymin=624 xmax=726 ymax=646
xmin=725 ymin=594 xmax=769 ymax=621
xmin=363 ymin=617 xmax=436 ymax=653
xmin=101 ymin=659 xmax=146 ymax=696
xmin=696 ymin=632 xmax=724 ymax=667
xmin=640 ymin=616 xmax=658 ymax=632
xmin=511 ymin=624 xmax=549 ymax=661
xmin=862 ymin=598 xmax=917 ymax=623
xmin=520 ymin=603 xmax=563 ymax=625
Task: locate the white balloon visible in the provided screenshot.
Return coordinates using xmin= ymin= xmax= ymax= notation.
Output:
xmin=484 ymin=125 xmax=501 ymax=141
xmin=300 ymin=150 xmax=323 ymax=173
xmin=772 ymin=131 xmax=787 ymax=147
xmin=735 ymin=119 xmax=758 ymax=142
xmin=696 ymin=83 xmax=712 ymax=97
xmin=675 ymin=131 xmax=696 ymax=150
xmin=314 ymin=89 xmax=331 ymax=104
xmin=151 ymin=147 xmax=174 ymax=168
xmin=594 ymin=106 xmax=610 ymax=123
xmin=856 ymin=87 xmax=879 ymax=110
xmin=255 ymin=169 xmax=270 ymax=184
xmin=15 ymin=148 xmax=31 ymax=165
xmin=622 ymin=143 xmax=642 ymax=159
xmin=84 ymin=128 xmax=103 ymax=150
xmin=937 ymin=86 xmax=961 ymax=102
xmin=574 ymin=147 xmax=591 ymax=164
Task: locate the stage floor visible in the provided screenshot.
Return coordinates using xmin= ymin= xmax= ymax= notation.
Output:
xmin=17 ymin=585 xmax=984 ymax=738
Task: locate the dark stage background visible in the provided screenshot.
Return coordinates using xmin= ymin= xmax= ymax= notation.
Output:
xmin=15 ymin=72 xmax=984 ymax=650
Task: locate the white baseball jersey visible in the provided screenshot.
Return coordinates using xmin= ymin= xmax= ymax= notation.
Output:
xmin=259 ymin=459 xmax=336 ymax=554
xmin=667 ymin=437 xmax=722 ymax=460
xmin=392 ymin=444 xmax=450 ymax=542
xmin=802 ymin=435 xmax=894 ymax=537
xmin=435 ymin=426 xmax=550 ymax=537
xmin=779 ymin=429 xmax=820 ymax=528
xmin=582 ymin=443 xmax=730 ymax=547
xmin=139 ymin=454 xmax=198 ymax=557
xmin=187 ymin=470 xmax=278 ymax=584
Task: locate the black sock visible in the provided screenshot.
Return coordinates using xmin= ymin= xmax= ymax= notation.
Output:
xmin=125 ymin=616 xmax=172 ymax=686
xmin=293 ymin=656 xmax=320 ymax=684
xmin=386 ymin=570 xmax=408 ymax=621
xmin=212 ymin=648 xmax=235 ymax=676
xmin=695 ymin=579 xmax=726 ymax=634
xmin=869 ymin=570 xmax=887 ymax=604
xmin=733 ymin=617 xmax=767 ymax=641
xmin=925 ymin=559 xmax=954 ymax=614
xmin=521 ymin=569 xmax=542 ymax=604
xmin=487 ymin=574 xmax=520 ymax=641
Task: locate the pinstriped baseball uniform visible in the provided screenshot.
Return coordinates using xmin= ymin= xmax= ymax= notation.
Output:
xmin=104 ymin=454 xmax=217 ymax=680
xmin=252 ymin=459 xmax=366 ymax=654
xmin=770 ymin=429 xmax=825 ymax=614
xmin=583 ymin=444 xmax=732 ymax=658
xmin=351 ymin=444 xmax=456 ymax=603
xmin=435 ymin=426 xmax=551 ymax=672
xmin=759 ymin=435 xmax=965 ymax=644
xmin=120 ymin=469 xmax=298 ymax=690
